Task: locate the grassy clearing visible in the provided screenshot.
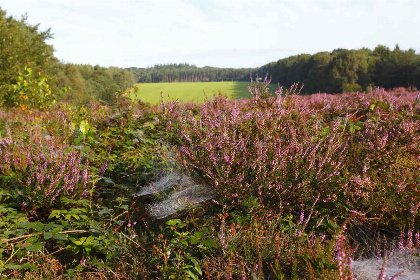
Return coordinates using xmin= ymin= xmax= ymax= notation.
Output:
xmin=133 ymin=81 xmax=250 ymax=104
xmin=132 ymin=81 xmax=281 ymax=104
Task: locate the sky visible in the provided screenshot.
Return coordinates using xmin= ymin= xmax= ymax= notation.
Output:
xmin=0 ymin=0 xmax=419 ymax=69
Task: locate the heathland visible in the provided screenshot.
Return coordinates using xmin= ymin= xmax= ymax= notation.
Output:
xmin=0 ymin=7 xmax=419 ymax=280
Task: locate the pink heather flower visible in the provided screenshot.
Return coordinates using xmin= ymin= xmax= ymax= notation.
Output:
xmin=100 ymin=157 xmax=109 ymax=177
xmin=399 ymin=231 xmax=404 ymax=250
xmin=407 ymin=229 xmax=413 ymax=250
xmin=212 ymin=199 xmax=220 ymax=205
xmin=298 ymin=210 xmax=305 ymax=226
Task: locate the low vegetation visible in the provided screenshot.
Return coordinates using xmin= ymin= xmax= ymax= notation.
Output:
xmin=0 ymin=7 xmax=419 ymax=280
xmin=1 ymin=77 xmax=419 ymax=279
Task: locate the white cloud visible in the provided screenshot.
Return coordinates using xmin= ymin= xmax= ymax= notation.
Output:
xmin=0 ymin=0 xmax=419 ymax=68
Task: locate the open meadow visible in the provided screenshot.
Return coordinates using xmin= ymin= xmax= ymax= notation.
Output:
xmin=132 ymin=81 xmax=281 ymax=104
xmin=133 ymin=81 xmax=250 ymax=103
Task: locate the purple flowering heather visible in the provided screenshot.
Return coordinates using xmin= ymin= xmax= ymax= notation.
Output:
xmin=162 ymin=81 xmax=419 ymax=221
xmin=0 ymin=123 xmax=92 ymax=210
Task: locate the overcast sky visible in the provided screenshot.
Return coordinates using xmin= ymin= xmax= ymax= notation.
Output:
xmin=1 ymin=0 xmax=419 ymax=68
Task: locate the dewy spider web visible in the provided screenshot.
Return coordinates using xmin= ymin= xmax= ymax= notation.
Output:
xmin=135 ymin=172 xmax=215 ymax=219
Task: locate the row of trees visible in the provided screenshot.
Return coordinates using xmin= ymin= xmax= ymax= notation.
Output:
xmin=258 ymin=46 xmax=420 ymax=93
xmin=128 ymin=46 xmax=420 ymax=94
xmin=0 ymin=8 xmax=135 ymax=107
xmin=55 ymin=64 xmax=135 ymax=104
xmin=127 ymin=64 xmax=254 ymax=83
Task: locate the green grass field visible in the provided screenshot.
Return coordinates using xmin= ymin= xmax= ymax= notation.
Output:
xmin=132 ymin=81 xmax=281 ymax=104
xmin=132 ymin=81 xmax=251 ymax=104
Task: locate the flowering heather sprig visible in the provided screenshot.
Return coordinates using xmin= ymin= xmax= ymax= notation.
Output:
xmin=100 ymin=154 xmax=109 ymax=177
xmin=335 ymin=224 xmax=351 ymax=280
xmin=407 ymin=228 xmax=414 ymax=251
xmin=248 ymin=73 xmax=271 ymax=100
xmin=220 ymin=213 xmax=227 ymax=256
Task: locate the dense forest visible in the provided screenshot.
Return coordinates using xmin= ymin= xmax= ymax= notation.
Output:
xmin=258 ymin=46 xmax=420 ymax=93
xmin=127 ymin=64 xmax=254 ymax=83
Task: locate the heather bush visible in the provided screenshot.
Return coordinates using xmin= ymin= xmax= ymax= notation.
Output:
xmin=0 ymin=125 xmax=91 ymax=212
xmin=162 ymin=81 xmax=419 ymax=229
xmin=207 ymin=212 xmax=342 ymax=279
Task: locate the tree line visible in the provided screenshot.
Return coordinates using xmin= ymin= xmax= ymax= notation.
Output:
xmin=55 ymin=64 xmax=135 ymax=104
xmin=127 ymin=64 xmax=254 ymax=83
xmin=258 ymin=46 xmax=420 ymax=93
xmin=130 ymin=46 xmax=420 ymax=94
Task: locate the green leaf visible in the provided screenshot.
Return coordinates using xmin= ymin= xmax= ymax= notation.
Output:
xmin=80 ymin=120 xmax=90 ymax=135
xmin=71 ymin=236 xmax=87 ymax=245
xmin=194 ymin=231 xmax=204 ymax=239
xmin=118 ymin=204 xmax=128 ymax=210
xmin=22 ymin=263 xmax=38 ymax=271
xmin=190 ymin=236 xmax=200 ymax=245
xmin=30 ymin=222 xmax=44 ymax=232
xmin=186 ymin=270 xmax=199 ymax=280
xmin=49 ymin=210 xmax=61 ymax=219
xmin=190 ymin=258 xmax=202 ymax=275
xmin=84 ymin=235 xmax=94 ymax=245
xmin=44 ymin=232 xmax=53 ymax=239
xmin=166 ymin=219 xmax=182 ymax=226
xmin=65 ymin=269 xmax=75 ymax=277
xmin=201 ymin=238 xmax=217 ymax=248
xmin=4 ymin=264 xmax=25 ymax=270
xmin=53 ymin=233 xmax=67 ymax=240
xmin=51 ymin=225 xmax=64 ymax=234
xmin=44 ymin=222 xmax=57 ymax=231
xmin=26 ymin=241 xmax=42 ymax=252
xmin=71 ymin=214 xmax=80 ymax=220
